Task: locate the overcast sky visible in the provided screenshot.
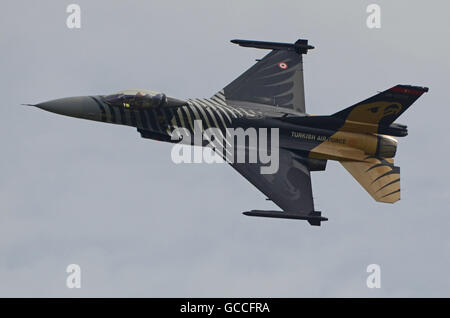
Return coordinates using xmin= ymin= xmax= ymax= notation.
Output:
xmin=1 ymin=0 xmax=449 ymax=297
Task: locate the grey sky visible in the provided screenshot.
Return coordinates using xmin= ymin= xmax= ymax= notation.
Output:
xmin=0 ymin=0 xmax=449 ymax=297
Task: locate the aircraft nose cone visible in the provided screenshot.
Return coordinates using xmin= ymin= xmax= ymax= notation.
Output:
xmin=36 ymin=96 xmax=102 ymax=121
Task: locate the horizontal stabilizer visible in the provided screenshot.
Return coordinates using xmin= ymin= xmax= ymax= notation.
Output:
xmin=340 ymin=156 xmax=400 ymax=203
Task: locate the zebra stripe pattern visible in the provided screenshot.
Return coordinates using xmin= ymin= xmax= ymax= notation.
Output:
xmin=91 ymin=93 xmax=261 ymax=136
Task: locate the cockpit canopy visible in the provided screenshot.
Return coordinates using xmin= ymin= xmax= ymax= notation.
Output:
xmin=104 ymin=89 xmax=187 ymax=109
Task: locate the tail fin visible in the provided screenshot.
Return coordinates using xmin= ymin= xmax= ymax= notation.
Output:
xmin=332 ymin=85 xmax=428 ymax=128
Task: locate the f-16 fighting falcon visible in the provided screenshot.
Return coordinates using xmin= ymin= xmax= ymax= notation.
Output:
xmin=29 ymin=39 xmax=428 ymax=226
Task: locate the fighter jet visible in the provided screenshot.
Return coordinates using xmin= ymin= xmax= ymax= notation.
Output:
xmin=30 ymin=39 xmax=428 ymax=226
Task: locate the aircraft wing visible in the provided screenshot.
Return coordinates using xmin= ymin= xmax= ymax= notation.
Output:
xmin=212 ymin=39 xmax=314 ymax=113
xmin=230 ymin=147 xmax=325 ymax=225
